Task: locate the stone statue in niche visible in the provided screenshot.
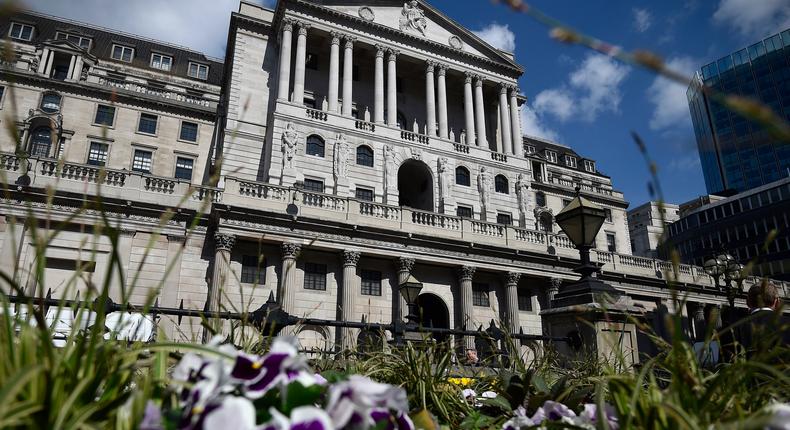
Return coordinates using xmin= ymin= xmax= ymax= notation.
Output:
xmin=460 ymin=129 xmax=466 ymax=145
xmin=333 ymin=133 xmax=350 ymax=179
xmin=438 ymin=157 xmax=451 ymax=202
xmin=364 ymin=106 xmax=371 ymax=122
xmin=515 ymin=173 xmax=530 ymax=223
xmin=478 ymin=166 xmax=491 ymax=212
xmin=412 ymin=119 xmax=419 ymax=134
xmin=321 ymin=97 xmax=328 ymax=111
xmin=400 ymin=0 xmax=428 ymax=36
xmin=383 ymin=144 xmax=394 ymax=192
xmin=281 ymin=122 xmax=299 ymax=170
xmin=449 ymin=128 xmax=455 ymax=142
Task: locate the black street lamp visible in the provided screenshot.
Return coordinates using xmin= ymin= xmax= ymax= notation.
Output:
xmin=399 ymin=274 xmax=423 ymax=327
xmin=551 ymin=188 xmax=621 ymax=307
xmin=704 ymin=253 xmax=745 ymax=309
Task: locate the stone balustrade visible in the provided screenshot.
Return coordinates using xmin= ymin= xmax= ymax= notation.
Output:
xmin=545 ymin=174 xmax=620 ymax=198
xmin=96 ymin=75 xmax=215 ymax=110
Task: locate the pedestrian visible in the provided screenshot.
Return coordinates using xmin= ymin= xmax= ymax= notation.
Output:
xmin=739 ymin=281 xmax=788 ymax=355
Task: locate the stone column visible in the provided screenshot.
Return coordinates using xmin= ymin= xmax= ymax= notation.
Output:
xmin=509 ymin=86 xmax=523 ymax=156
xmin=44 ymin=49 xmax=55 ymax=76
xmin=374 ymin=45 xmax=385 ymax=123
xmin=341 ymin=36 xmax=355 ymax=116
xmin=457 ymin=265 xmax=476 ymax=350
xmin=72 ymin=56 xmax=84 ymax=81
xmin=292 ymin=22 xmax=309 ymax=105
xmin=504 ymin=272 xmax=521 ymax=334
xmin=37 ymin=48 xmax=50 ymax=74
xmin=396 ymin=257 xmax=415 ymax=322
xmin=110 ymin=229 xmax=136 ymax=302
xmin=161 ymin=235 xmax=186 ymax=338
xmin=341 ymin=250 xmax=361 ymax=350
xmin=463 ymin=72 xmax=476 ymax=145
xmin=546 ymin=277 xmax=561 ymax=308
xmin=66 ymin=55 xmax=76 ymax=80
xmin=0 ymin=216 xmax=24 ymax=292
xmin=425 ymin=61 xmax=437 ymax=137
xmin=498 ymin=84 xmax=513 ymax=155
xmin=277 ymin=19 xmax=294 ymax=101
xmin=279 ymin=242 xmax=301 ymax=314
xmin=474 ymin=76 xmax=487 ymax=148
xmin=386 ymin=49 xmax=398 ymax=127
xmin=327 ymin=32 xmax=342 ymax=113
xmin=693 ymin=304 xmax=706 ymax=341
xmin=437 ymin=65 xmax=449 ymax=139
xmin=209 ymin=233 xmax=235 ymax=315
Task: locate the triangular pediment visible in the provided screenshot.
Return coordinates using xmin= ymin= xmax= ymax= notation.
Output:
xmin=299 ymin=0 xmax=522 ymax=73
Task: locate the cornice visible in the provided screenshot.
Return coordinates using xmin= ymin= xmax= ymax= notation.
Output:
xmin=278 ymin=0 xmax=523 ymax=78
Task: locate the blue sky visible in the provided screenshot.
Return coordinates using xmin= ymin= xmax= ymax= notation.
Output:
xmin=22 ymin=0 xmax=790 ymax=206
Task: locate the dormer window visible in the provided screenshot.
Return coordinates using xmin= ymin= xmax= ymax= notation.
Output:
xmin=524 ymin=145 xmax=536 ymax=155
xmin=55 ymin=32 xmax=91 ymax=50
xmin=545 ymin=150 xmax=557 ymax=163
xmin=40 ymin=92 xmax=62 ymax=113
xmin=565 ymin=155 xmax=577 ymax=168
xmin=584 ymin=160 xmax=596 ymax=172
xmin=150 ymin=53 xmax=173 ymax=71
xmin=9 ymin=22 xmax=34 ymax=41
xmin=188 ymin=62 xmax=209 ymax=80
xmin=111 ymin=44 xmax=134 ymax=62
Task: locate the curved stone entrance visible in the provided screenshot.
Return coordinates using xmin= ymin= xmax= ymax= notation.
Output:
xmin=416 ymin=293 xmax=450 ymax=342
xmin=397 ymin=160 xmax=434 ymax=211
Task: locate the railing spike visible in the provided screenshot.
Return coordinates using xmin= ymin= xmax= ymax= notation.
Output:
xmin=267 ymin=290 xmax=276 ymax=303
xmin=178 ymin=299 xmax=184 ymax=325
xmin=361 ymin=314 xmax=366 ymax=324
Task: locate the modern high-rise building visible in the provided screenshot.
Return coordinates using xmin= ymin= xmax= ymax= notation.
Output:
xmin=687 ymin=28 xmax=790 ymax=195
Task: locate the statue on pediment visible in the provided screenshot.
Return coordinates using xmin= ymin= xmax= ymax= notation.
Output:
xmin=400 ymin=1 xmax=427 ymax=36
xmin=333 ymin=133 xmax=350 ymax=179
xmin=281 ymin=122 xmax=299 ymax=170
xmin=478 ymin=166 xmax=491 ymax=212
xmin=515 ymin=173 xmax=530 ymax=222
xmin=438 ymin=157 xmax=451 ymax=202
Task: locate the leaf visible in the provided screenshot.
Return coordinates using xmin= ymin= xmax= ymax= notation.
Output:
xmin=282 ymin=381 xmax=324 ymax=414
xmin=410 ymin=408 xmax=440 ymax=430
xmin=480 ymin=395 xmax=512 ymax=413
xmin=459 ymin=412 xmax=495 ymax=430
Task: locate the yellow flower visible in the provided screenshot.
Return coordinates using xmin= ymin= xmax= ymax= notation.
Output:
xmin=447 ymin=377 xmax=473 ymax=386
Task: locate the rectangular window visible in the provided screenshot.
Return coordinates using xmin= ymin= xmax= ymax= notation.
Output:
xmin=524 ymin=145 xmax=536 ymax=155
xmin=303 ymin=262 xmax=327 ymax=291
xmin=174 ymin=157 xmax=194 ymax=180
xmin=546 ymin=151 xmax=557 ymax=163
xmin=517 ymin=292 xmax=532 ymax=311
xmin=9 ymin=22 xmax=34 ymax=41
xmin=606 ymin=232 xmax=617 ymax=253
xmin=150 ymin=53 xmax=173 ymax=71
xmin=562 ymin=199 xmax=572 ymax=207
xmin=303 ymin=178 xmax=324 ymax=193
xmin=355 ymin=188 xmax=374 ymax=201
xmin=584 ymin=160 xmax=595 ymax=172
xmin=604 ymin=208 xmax=613 ymax=222
xmin=111 ymin=44 xmax=134 ymax=62
xmin=55 ymin=32 xmax=91 ymax=49
xmin=188 ymin=62 xmax=209 ymax=80
xmin=565 ymin=155 xmax=577 ymax=168
xmin=496 ymin=213 xmax=512 ymax=225
xmin=456 ymin=206 xmax=473 ymax=218
xmin=137 ymin=113 xmax=158 ymax=135
xmin=472 ymin=283 xmax=490 ymax=307
xmin=87 ymin=142 xmax=108 ymax=166
xmin=132 ymin=149 xmax=152 ymax=173
xmin=179 ymin=121 xmax=198 ymax=142
xmin=361 ymin=269 xmax=382 ymax=296
xmin=94 ymin=104 xmax=116 ymax=126
xmin=240 ymin=255 xmax=265 ymax=284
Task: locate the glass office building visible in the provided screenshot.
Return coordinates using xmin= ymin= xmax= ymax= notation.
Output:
xmin=687 ymin=29 xmax=790 ymax=195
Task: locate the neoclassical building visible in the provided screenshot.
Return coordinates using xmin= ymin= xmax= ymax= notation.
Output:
xmin=0 ymin=1 xmax=786 ymax=354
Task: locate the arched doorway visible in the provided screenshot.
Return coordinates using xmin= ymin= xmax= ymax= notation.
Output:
xmin=416 ymin=293 xmax=449 ymax=342
xmin=397 ymin=160 xmax=434 ymax=211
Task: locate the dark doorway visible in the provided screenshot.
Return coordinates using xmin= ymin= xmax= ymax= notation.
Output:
xmin=397 ymin=160 xmax=434 ymax=211
xmin=416 ymin=293 xmax=449 ymax=342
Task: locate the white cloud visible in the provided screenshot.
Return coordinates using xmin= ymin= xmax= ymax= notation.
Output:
xmin=713 ymin=0 xmax=790 ymax=39
xmin=633 ymin=8 xmax=652 ymax=32
xmin=669 ymin=154 xmax=701 ymax=171
xmin=472 ymin=22 xmax=516 ymax=52
xmin=534 ymin=89 xmax=575 ymax=122
xmin=520 ymin=104 xmax=560 ymax=142
xmin=21 ymin=0 xmax=274 ymax=57
xmin=646 ymin=56 xmax=697 ymax=131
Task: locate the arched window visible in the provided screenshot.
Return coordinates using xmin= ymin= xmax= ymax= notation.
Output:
xmin=40 ymin=93 xmax=62 ymax=113
xmin=455 ymin=166 xmax=470 ymax=186
xmin=29 ymin=127 xmax=53 ymax=158
xmin=356 ymin=145 xmax=373 ymax=167
xmin=494 ymin=175 xmax=509 ymax=194
xmin=535 ymin=191 xmax=546 ymax=207
xmin=305 ymin=135 xmax=325 ymax=157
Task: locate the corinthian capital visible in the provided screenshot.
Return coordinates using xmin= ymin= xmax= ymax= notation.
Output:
xmin=397 ymin=257 xmax=415 ymax=273
xmin=457 ymin=265 xmax=476 ymax=281
xmin=342 ymin=250 xmax=361 ymax=267
xmin=504 ymin=272 xmax=521 ymax=286
xmin=281 ymin=242 xmax=301 ymax=259
xmin=214 ymin=233 xmax=236 ymax=252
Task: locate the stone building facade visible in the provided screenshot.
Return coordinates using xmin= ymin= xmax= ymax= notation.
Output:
xmin=628 ymin=201 xmax=680 ymax=258
xmin=0 ymin=2 xmax=787 ymax=355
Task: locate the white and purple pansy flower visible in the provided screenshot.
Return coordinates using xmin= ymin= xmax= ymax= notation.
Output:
xmin=202 ymin=396 xmax=259 ymax=430
xmin=501 ymin=406 xmax=534 ymax=430
xmin=530 ymin=401 xmax=577 ymax=424
xmin=261 ymin=406 xmax=334 ymax=430
xmin=326 ymin=375 xmax=411 ymax=430
xmin=369 ymin=408 xmax=415 ymax=430
xmin=578 ymin=403 xmax=619 ymax=430
xmin=229 ymin=336 xmax=316 ymax=399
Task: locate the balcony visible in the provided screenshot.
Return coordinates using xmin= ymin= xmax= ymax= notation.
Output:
xmin=545 ymin=174 xmax=622 ymax=199
xmin=95 ymin=75 xmax=216 ymax=111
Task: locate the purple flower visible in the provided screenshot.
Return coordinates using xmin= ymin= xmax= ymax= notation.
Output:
xmin=461 ymin=389 xmax=477 ymax=400
xmin=202 ymin=396 xmax=258 ymax=430
xmin=531 ymin=401 xmax=577 ymax=424
xmin=140 ymin=401 xmax=163 ymax=430
xmin=326 ymin=375 xmax=410 ymax=429
xmin=579 ymin=403 xmax=619 ymax=430
xmin=230 ymin=336 xmax=315 ymax=399
xmin=762 ymin=403 xmax=790 ymax=430
xmin=502 ymin=407 xmax=534 ymax=430
xmin=369 ymin=408 xmax=414 ymax=430
xmin=261 ymin=406 xmax=334 ymax=430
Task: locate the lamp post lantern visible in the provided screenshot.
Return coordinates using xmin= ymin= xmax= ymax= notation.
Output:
xmin=704 ymin=252 xmax=745 ymax=309
xmin=398 ymin=273 xmax=423 ymax=329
